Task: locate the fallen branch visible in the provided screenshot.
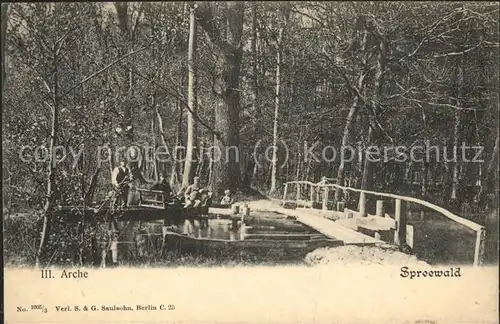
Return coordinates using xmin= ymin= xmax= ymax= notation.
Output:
xmin=432 ymin=41 xmax=484 ymax=58
xmin=61 ymin=46 xmax=150 ymax=98
xmin=401 ymin=96 xmax=485 ymax=111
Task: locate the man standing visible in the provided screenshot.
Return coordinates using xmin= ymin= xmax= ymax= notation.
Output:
xmin=111 ymin=161 xmax=130 ymax=208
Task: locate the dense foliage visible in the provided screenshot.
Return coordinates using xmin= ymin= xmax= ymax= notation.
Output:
xmin=2 ymin=2 xmax=498 ymax=265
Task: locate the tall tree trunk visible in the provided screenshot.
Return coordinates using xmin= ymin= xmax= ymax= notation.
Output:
xmin=212 ymin=84 xmax=241 ymax=193
xmin=1 ymin=4 xmax=8 ymax=121
xmin=421 ymin=160 xmax=428 ymax=197
xmin=182 ymin=4 xmax=198 ymax=187
xmin=269 ymin=29 xmax=283 ymax=195
xmin=114 ymin=2 xmax=134 ymax=145
xmin=335 ymin=27 xmax=368 ymax=201
xmin=451 ymin=66 xmax=463 ymax=200
xmin=151 ymin=113 xmax=158 ymax=182
xmin=1 ymin=4 xmax=7 ymax=89
xmin=473 ymin=109 xmax=483 ymax=196
xmin=451 ymin=111 xmax=460 ymax=200
xmin=421 ymin=107 xmax=428 ymax=198
xmin=269 ymin=5 xmax=289 ymax=195
xmin=196 ymin=2 xmax=245 ymax=193
xmin=78 ymin=151 xmax=86 ymax=266
xmin=305 ymin=155 xmax=312 ymax=181
xmin=360 ymin=34 xmax=387 ymax=194
xmin=361 ymin=125 xmax=374 ymax=190
xmin=208 ymin=133 xmax=216 ymax=187
xmin=171 ymin=99 xmax=183 ymax=187
xmin=154 ymin=104 xmax=174 ymax=185
xmin=85 ymin=168 xmax=101 ymax=205
xmin=295 ymin=151 xmax=302 ymax=181
xmin=251 ymin=3 xmax=260 ymax=117
xmin=36 ymin=52 xmax=59 ymax=268
xmin=249 ymin=2 xmax=259 ymax=188
xmin=442 ymin=138 xmax=452 ymax=204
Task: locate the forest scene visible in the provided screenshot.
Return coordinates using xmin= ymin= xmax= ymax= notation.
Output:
xmin=2 ymin=2 xmax=498 ymax=268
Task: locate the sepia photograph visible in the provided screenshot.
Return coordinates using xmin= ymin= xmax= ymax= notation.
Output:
xmin=2 ymin=1 xmax=499 ymax=323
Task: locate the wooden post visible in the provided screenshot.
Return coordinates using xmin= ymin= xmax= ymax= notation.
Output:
xmin=394 ymin=199 xmax=407 ymax=246
xmin=336 ymin=202 xmax=345 ymax=212
xmin=310 ymin=185 xmax=315 ymax=208
xmin=161 ymin=226 xmax=168 ymax=255
xmin=90 ymin=233 xmax=99 ymax=267
xmin=232 ymin=218 xmax=238 ymax=230
xmin=322 ymin=186 xmax=329 ymax=211
xmin=231 ymin=204 xmax=240 ymax=215
xmin=296 ymin=183 xmax=301 ymax=203
xmin=239 ymin=206 xmax=246 ymax=240
xmin=239 ymin=223 xmax=247 ymax=240
xmin=376 ymin=200 xmax=384 ymax=217
xmin=473 ymin=228 xmax=486 ymax=266
xmin=110 ymin=231 xmax=119 ymax=265
xmin=193 ymin=219 xmax=201 ymax=237
xmin=406 ymin=225 xmax=414 ymax=249
xmin=282 ymin=183 xmax=288 ymax=205
xmin=358 ymin=192 xmax=366 ymax=217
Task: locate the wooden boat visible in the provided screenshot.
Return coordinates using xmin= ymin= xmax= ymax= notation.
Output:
xmin=54 ymin=186 xmax=247 ymax=225
xmin=162 ymin=231 xmax=343 ymax=260
xmin=54 ymin=204 xmax=213 ymax=223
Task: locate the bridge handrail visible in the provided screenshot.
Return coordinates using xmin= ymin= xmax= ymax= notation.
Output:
xmin=283 ymin=180 xmax=486 ymax=265
xmin=284 ymin=180 xmax=483 ymax=232
xmin=326 ymin=183 xmax=484 ymax=232
xmin=286 ymin=180 xmax=317 ymax=186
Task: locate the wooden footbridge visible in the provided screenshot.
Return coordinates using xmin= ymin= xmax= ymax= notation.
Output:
xmin=55 ymin=179 xmax=487 ymax=266
xmin=280 ymin=178 xmax=486 ymax=266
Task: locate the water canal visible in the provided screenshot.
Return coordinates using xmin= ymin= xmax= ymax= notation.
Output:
xmin=107 ymin=211 xmax=339 ymax=266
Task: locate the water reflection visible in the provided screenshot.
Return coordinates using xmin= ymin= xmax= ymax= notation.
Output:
xmin=103 ymin=212 xmax=324 ymax=265
xmin=114 ymin=214 xmax=316 ymax=242
xmin=178 ymin=219 xmax=240 ymax=240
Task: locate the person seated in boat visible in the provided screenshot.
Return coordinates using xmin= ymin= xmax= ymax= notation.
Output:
xmin=150 ymin=173 xmax=173 ymax=203
xmin=111 ymin=160 xmax=131 ymax=208
xmin=220 ymin=189 xmax=233 ymax=206
xmin=198 ymin=189 xmax=213 ymax=207
xmin=182 ymin=176 xmax=211 ymax=208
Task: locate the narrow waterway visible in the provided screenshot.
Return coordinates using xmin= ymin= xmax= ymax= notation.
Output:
xmin=106 ymin=211 xmax=333 ymax=266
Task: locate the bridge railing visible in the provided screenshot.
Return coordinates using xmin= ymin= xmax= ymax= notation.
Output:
xmin=282 ymin=181 xmax=486 ymax=266
xmin=137 ymin=189 xmax=166 ymax=209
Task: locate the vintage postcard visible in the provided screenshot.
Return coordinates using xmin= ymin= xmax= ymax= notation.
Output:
xmin=2 ymin=2 xmax=499 ymax=323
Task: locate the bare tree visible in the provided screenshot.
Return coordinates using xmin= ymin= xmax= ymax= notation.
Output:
xmin=1 ymin=4 xmax=8 ymax=92
xmin=182 ymin=4 xmax=199 ymax=187
xmin=269 ymin=4 xmax=290 ymax=195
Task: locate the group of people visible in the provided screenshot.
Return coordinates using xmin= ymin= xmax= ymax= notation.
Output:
xmin=110 ymin=161 xmax=234 ymax=209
